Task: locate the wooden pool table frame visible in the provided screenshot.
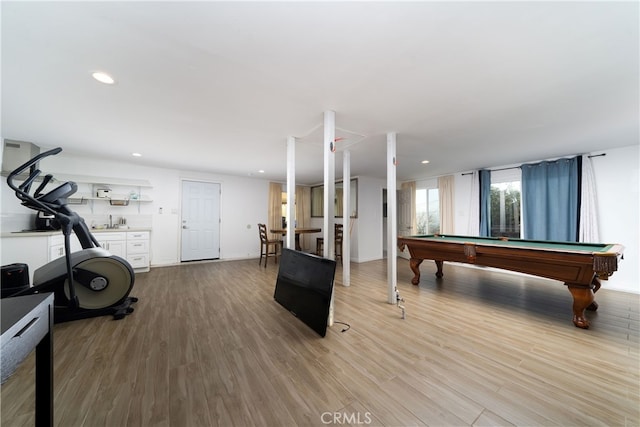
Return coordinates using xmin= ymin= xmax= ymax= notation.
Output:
xmin=397 ymin=234 xmax=624 ymax=329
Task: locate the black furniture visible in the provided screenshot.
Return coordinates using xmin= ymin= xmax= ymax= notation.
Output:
xmin=274 ymin=249 xmax=336 ymax=337
xmin=1 ymin=293 xmax=54 ymax=427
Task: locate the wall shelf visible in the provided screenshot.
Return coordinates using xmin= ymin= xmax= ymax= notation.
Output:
xmin=62 ymin=177 xmax=153 ymax=214
xmin=52 ymin=173 xmax=152 ymax=188
xmin=67 ymin=197 xmax=88 ymax=205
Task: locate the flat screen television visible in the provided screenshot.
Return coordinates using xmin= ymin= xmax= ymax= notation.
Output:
xmin=274 ymin=248 xmax=336 ymax=337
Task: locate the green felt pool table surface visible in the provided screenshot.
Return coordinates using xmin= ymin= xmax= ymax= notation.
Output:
xmin=407 ymin=234 xmax=617 ymax=253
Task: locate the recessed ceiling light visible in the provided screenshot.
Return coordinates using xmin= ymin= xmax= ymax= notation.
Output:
xmin=132 ymin=152 xmax=142 ymax=157
xmin=92 ymin=71 xmax=115 ymax=84
xmin=421 ymin=160 xmax=430 ymax=164
xmin=258 ymin=170 xmax=265 ymax=174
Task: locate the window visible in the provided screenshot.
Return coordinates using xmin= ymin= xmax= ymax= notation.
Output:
xmin=490 ymin=169 xmax=521 ymax=238
xmin=416 ymin=184 xmax=439 ymax=234
xmin=310 ymin=178 xmax=358 ymax=218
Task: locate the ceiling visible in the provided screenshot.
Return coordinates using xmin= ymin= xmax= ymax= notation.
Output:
xmin=2 ymin=1 xmax=638 ymax=185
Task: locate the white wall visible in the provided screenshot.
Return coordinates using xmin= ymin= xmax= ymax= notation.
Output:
xmin=1 ymin=150 xmax=271 ymax=266
xmin=354 ymin=176 xmax=386 ymax=262
xmin=176 ymin=168 xmax=270 ymax=261
xmin=590 ymin=145 xmax=639 ymax=293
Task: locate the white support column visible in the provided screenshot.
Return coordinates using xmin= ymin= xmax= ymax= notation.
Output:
xmin=286 ymin=136 xmax=296 ymax=250
xmin=324 ymin=110 xmax=336 ymax=326
xmin=387 ymin=132 xmax=398 ymax=304
xmin=323 ymin=111 xmax=335 ymax=258
xmin=342 ymin=150 xmax=351 ymax=287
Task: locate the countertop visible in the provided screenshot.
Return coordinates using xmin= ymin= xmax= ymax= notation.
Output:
xmin=1 ymin=227 xmax=152 ymax=238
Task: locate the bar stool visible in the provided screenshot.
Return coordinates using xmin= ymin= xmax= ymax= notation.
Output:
xmin=334 ymin=224 xmax=343 ymax=265
xmin=258 ymin=223 xmax=281 ymax=267
xmin=316 ymin=224 xmax=343 ymax=265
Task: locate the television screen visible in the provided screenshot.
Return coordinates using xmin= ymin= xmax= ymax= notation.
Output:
xmin=274 ymin=248 xmax=336 ymax=337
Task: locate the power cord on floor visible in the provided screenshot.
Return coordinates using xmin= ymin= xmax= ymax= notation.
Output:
xmin=334 ymin=321 xmax=351 ymax=332
xmin=395 ymin=287 xmax=406 ymax=319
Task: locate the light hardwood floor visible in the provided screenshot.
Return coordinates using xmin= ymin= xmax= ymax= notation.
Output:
xmin=2 ymin=257 xmax=639 ymax=426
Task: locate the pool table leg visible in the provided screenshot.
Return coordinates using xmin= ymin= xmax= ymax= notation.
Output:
xmin=434 ymin=260 xmax=444 ymax=278
xmin=409 ymin=258 xmax=424 ymax=285
xmin=566 ymin=284 xmax=595 ymax=329
xmin=586 ymin=277 xmax=601 ymax=312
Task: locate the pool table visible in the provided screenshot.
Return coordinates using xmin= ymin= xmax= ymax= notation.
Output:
xmin=397 ymin=234 xmax=624 ymax=329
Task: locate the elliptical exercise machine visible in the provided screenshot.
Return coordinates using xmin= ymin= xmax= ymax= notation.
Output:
xmin=5 ymin=147 xmax=138 ymax=323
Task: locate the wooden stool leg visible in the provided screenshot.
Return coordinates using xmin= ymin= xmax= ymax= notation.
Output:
xmin=259 ymin=242 xmax=264 ymax=266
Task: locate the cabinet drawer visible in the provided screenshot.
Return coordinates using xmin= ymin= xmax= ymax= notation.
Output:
xmin=127 ymin=232 xmax=149 ymax=241
xmin=96 ymin=232 xmax=127 ymax=241
xmin=126 ymin=240 xmax=148 ymax=254
xmin=127 ymin=254 xmax=148 ymax=269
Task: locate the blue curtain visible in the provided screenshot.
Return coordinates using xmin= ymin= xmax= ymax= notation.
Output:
xmin=479 ymin=169 xmax=491 ymax=237
xmin=521 ymin=157 xmax=580 ymax=241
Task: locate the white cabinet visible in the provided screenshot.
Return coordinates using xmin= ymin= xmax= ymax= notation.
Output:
xmin=1 ymin=233 xmax=83 ymax=284
xmin=94 ymin=230 xmax=150 ymax=272
xmin=49 ymin=243 xmax=64 ymax=261
xmin=126 ymin=231 xmax=150 ymax=272
xmin=1 ymin=230 xmax=151 ymax=285
xmin=95 ymin=232 xmax=127 ymax=258
xmin=48 ymin=234 xmax=82 ymax=261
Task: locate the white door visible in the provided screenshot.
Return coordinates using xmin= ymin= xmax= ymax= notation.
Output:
xmin=181 ymin=180 xmax=220 ymax=261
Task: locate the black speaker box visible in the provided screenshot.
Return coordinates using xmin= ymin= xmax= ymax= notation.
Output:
xmin=1 ymin=263 xmax=30 ymax=298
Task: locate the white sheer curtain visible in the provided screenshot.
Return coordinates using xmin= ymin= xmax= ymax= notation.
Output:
xmin=401 ymin=181 xmax=416 ymax=234
xmin=467 ymin=171 xmax=480 ymax=236
xmin=438 ymin=175 xmax=455 ymax=234
xmin=268 ymin=182 xmax=283 ymax=239
xmin=579 ymin=155 xmax=600 ymax=242
xmin=295 ymin=185 xmax=311 ymax=250
xmin=311 ymin=187 xmax=323 ymax=217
